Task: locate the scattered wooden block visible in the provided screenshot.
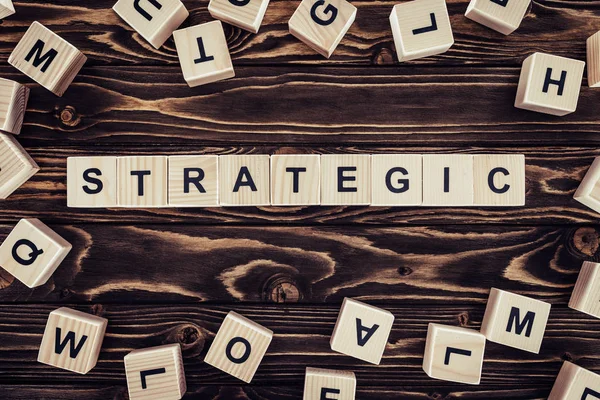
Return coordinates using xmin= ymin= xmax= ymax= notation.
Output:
xmin=8 ymin=22 xmax=87 ymax=97
xmin=465 ymin=0 xmax=530 ymax=35
xmin=271 ymin=154 xmax=320 ymax=206
xmin=574 ymin=157 xmax=600 ymax=214
xmin=422 ymin=323 xmax=486 ymax=385
xmin=303 ymin=367 xmax=356 ymax=400
xmin=0 ymin=132 xmax=38 ymax=199
xmin=588 ymin=31 xmax=600 ymax=88
xmin=569 ymin=261 xmax=600 ymax=319
xmin=37 ymin=307 xmax=107 ymax=374
xmin=124 ymin=343 xmax=187 ymax=400
xmin=117 ymin=156 xmax=168 ymax=207
xmin=330 ymin=298 xmax=394 ymax=365
xmin=209 ymin=0 xmax=270 ymax=33
xmin=204 ymin=311 xmax=273 ymax=383
xmin=422 ymin=154 xmax=473 ymax=206
xmin=0 ymin=0 xmax=14 ymax=19
xmin=113 ymin=0 xmax=188 ymax=49
xmin=480 ymin=288 xmax=551 ymax=353
xmin=288 ymin=0 xmax=357 ymax=58
xmin=321 ymin=154 xmax=371 ymax=205
xmin=473 ymin=154 xmax=525 ymax=206
xmin=371 ymin=154 xmax=422 ymax=206
xmin=168 ymin=155 xmax=219 ymax=207
xmin=219 ymin=155 xmax=270 ymax=206
xmin=548 ymin=361 xmax=600 ymax=400
xmin=0 ymin=78 xmax=28 ymax=135
xmin=67 ymin=157 xmax=118 ymax=208
xmin=515 ymin=52 xmax=585 ymax=116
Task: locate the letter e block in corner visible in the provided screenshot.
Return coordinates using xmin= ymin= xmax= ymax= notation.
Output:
xmin=473 ymin=154 xmax=525 ymax=206
xmin=569 ymin=261 xmax=600 ymax=319
xmin=0 ymin=133 xmax=39 ymax=199
xmin=67 ymin=157 xmax=118 ymax=208
xmin=209 ymin=0 xmax=270 ymax=33
xmin=303 ymin=367 xmax=356 ymax=400
xmin=574 ymin=157 xmax=600 ymax=215
xmin=548 ymin=361 xmax=600 ymax=400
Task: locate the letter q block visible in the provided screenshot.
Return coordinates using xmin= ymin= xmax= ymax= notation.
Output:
xmin=465 ymin=0 xmax=530 ymax=35
xmin=0 ymin=78 xmax=29 ymax=135
xmin=548 ymin=361 xmax=600 ymax=400
xmin=473 ymin=154 xmax=525 ymax=206
xmin=209 ymin=0 xmax=270 ymax=33
xmin=303 ymin=367 xmax=356 ymax=400
xmin=67 ymin=157 xmax=118 ymax=208
xmin=0 ymin=133 xmax=39 ymax=199
xmin=569 ymin=261 xmax=600 ymax=319
xmin=589 ymin=31 xmax=600 ymax=88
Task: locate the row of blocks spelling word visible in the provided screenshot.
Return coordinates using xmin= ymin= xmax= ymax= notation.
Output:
xmin=66 ymin=154 xmax=526 ymax=208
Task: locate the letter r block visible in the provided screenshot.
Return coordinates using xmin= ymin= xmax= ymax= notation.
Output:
xmin=209 ymin=0 xmax=270 ymax=33
xmin=0 ymin=132 xmax=39 ymax=199
xmin=303 ymin=367 xmax=356 ymax=400
xmin=548 ymin=361 xmax=600 ymax=400
xmin=168 ymin=155 xmax=219 ymax=207
xmin=118 ymin=156 xmax=168 ymax=207
xmin=473 ymin=154 xmax=525 ymax=206
xmin=67 ymin=157 xmax=118 ymax=208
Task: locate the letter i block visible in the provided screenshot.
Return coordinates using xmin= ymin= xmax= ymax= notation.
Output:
xmin=125 ymin=344 xmax=187 ymax=400
xmin=38 ymin=307 xmax=107 ymax=374
xmin=371 ymin=154 xmax=422 ymax=206
xmin=473 ymin=154 xmax=525 ymax=206
xmin=168 ymin=155 xmax=219 ymax=207
xmin=515 ymin=52 xmax=585 ymax=116
xmin=303 ymin=367 xmax=356 ymax=400
xmin=118 ymin=156 xmax=167 ymax=207
xmin=481 ymin=288 xmax=551 ymax=354
xmin=548 ymin=362 xmax=600 ymax=400
xmin=67 ymin=157 xmax=118 ymax=208
xmin=465 ymin=0 xmax=530 ymax=35
xmin=209 ymin=0 xmax=270 ymax=33
xmin=288 ymin=0 xmax=357 ymax=58
xmin=0 ymin=133 xmax=39 ymax=199
xmin=8 ymin=22 xmax=87 ymax=97
xmin=0 ymin=218 xmax=71 ymax=288
xmin=422 ymin=154 xmax=473 ymax=206
xmin=588 ymin=31 xmax=600 ymax=88
xmin=575 ymin=157 xmax=600 ymax=214
xmin=321 ymin=155 xmax=371 ymax=205
xmin=271 ymin=154 xmax=320 ymax=206
xmin=422 ymin=323 xmax=486 ymax=385
xmin=204 ymin=311 xmax=273 ymax=383
xmin=0 ymin=0 xmax=15 ymax=19
xmin=0 ymin=78 xmax=29 ymax=135
xmin=569 ymin=261 xmax=600 ymax=319
xmin=219 ymin=155 xmax=270 ymax=206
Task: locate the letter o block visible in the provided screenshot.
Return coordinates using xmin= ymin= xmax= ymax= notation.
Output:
xmin=303 ymin=367 xmax=356 ymax=400
xmin=67 ymin=157 xmax=118 ymax=208
xmin=548 ymin=361 xmax=600 ymax=400
xmin=209 ymin=0 xmax=271 ymax=33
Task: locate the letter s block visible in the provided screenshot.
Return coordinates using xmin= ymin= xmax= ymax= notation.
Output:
xmin=548 ymin=361 xmax=600 ymax=400
xmin=209 ymin=0 xmax=271 ymax=33
xmin=473 ymin=154 xmax=525 ymax=206
xmin=67 ymin=157 xmax=118 ymax=208
xmin=0 ymin=132 xmax=39 ymax=199
xmin=303 ymin=367 xmax=356 ymax=400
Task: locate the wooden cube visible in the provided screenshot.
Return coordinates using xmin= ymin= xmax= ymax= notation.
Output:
xmin=219 ymin=155 xmax=270 ymax=206
xmin=389 ymin=0 xmax=454 ymax=62
xmin=480 ymin=288 xmax=551 ymax=354
xmin=118 ymin=156 xmax=167 ymax=207
xmin=124 ymin=343 xmax=187 ymax=400
xmin=8 ymin=22 xmax=87 ymax=97
xmin=588 ymin=31 xmax=600 ymax=88
xmin=515 ymin=52 xmax=585 ymax=116
xmin=0 ymin=78 xmax=29 ymax=135
xmin=330 ymin=298 xmax=395 ymax=365
xmin=67 ymin=157 xmax=118 ymax=208
xmin=0 ymin=218 xmax=71 ymax=288
xmin=422 ymin=154 xmax=473 ymax=206
xmin=422 ymin=323 xmax=486 ymax=385
xmin=173 ymin=21 xmax=235 ymax=88
xmin=473 ymin=154 xmax=525 ymax=206
xmin=204 ymin=311 xmax=273 ymax=383
xmin=303 ymin=367 xmax=356 ymax=400
xmin=574 ymin=157 xmax=600 ymax=215
xmin=465 ymin=0 xmax=530 ymax=35
xmin=569 ymin=261 xmax=600 ymax=319
xmin=209 ymin=0 xmax=270 ymax=33
xmin=371 ymin=154 xmax=422 ymax=206
xmin=271 ymin=154 xmax=320 ymax=206
xmin=0 ymin=132 xmax=38 ymax=199
xmin=548 ymin=361 xmax=600 ymax=400
xmin=0 ymin=0 xmax=15 ymax=19
xmin=288 ymin=0 xmax=357 ymax=58
xmin=321 ymin=155 xmax=371 ymax=205
xmin=113 ymin=0 xmax=188 ymax=49
xmin=38 ymin=307 xmax=107 ymax=374
xmin=168 ymin=155 xmax=219 ymax=207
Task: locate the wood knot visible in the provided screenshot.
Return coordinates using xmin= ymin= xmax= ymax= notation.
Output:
xmin=561 ymin=352 xmax=575 ymax=362
xmin=58 ymin=105 xmax=80 ymax=127
xmin=263 ymin=274 xmax=303 ymax=303
xmin=428 ymin=392 xmax=444 ymax=400
xmin=165 ymin=324 xmax=206 ymax=357
xmin=90 ymin=304 xmax=105 ymax=317
xmin=570 ymin=227 xmax=600 ymax=258
xmin=59 ymin=288 xmax=73 ymax=299
xmin=373 ymin=48 xmax=395 ymax=65
xmin=457 ymin=311 xmax=470 ymax=327
xmin=397 ymin=266 xmax=413 ymax=276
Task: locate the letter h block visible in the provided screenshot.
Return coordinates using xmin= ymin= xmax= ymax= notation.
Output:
xmin=303 ymin=367 xmax=356 ymax=400
xmin=548 ymin=361 xmax=600 ymax=400
xmin=465 ymin=0 xmax=530 ymax=35
xmin=209 ymin=0 xmax=270 ymax=33
xmin=0 ymin=132 xmax=39 ymax=199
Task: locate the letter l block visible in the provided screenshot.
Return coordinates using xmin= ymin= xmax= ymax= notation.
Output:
xmin=548 ymin=361 xmax=600 ymax=400
xmin=303 ymin=367 xmax=356 ymax=400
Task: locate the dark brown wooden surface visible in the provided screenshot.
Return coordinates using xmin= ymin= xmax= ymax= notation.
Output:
xmin=1 ymin=0 xmax=600 ymax=399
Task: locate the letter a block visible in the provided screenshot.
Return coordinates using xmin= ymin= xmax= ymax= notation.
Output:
xmin=575 ymin=157 xmax=600 ymax=215
xmin=371 ymin=154 xmax=422 ymax=206
xmin=465 ymin=0 xmax=530 ymax=35
xmin=271 ymin=154 xmax=320 ymax=206
xmin=515 ymin=52 xmax=585 ymax=116
xmin=38 ymin=307 xmax=107 ymax=374
xmin=0 ymin=78 xmax=29 ymax=135
xmin=209 ymin=0 xmax=270 ymax=33
xmin=204 ymin=311 xmax=273 ymax=383
xmin=569 ymin=261 xmax=600 ymax=319
xmin=9 ymin=22 xmax=87 ymax=97
xmin=67 ymin=157 xmax=118 ymax=208
xmin=422 ymin=154 xmax=473 ymax=206
xmin=589 ymin=31 xmax=600 ymax=88
xmin=219 ymin=155 xmax=270 ymax=206
xmin=473 ymin=154 xmax=525 ymax=206
xmin=303 ymin=367 xmax=356 ymax=400
xmin=118 ymin=156 xmax=167 ymax=207
xmin=168 ymin=155 xmax=219 ymax=207
xmin=548 ymin=361 xmax=600 ymax=400
xmin=0 ymin=133 xmax=39 ymax=199
xmin=124 ymin=344 xmax=187 ymax=400
xmin=321 ymin=155 xmax=371 ymax=205
xmin=0 ymin=0 xmax=15 ymax=20
xmin=481 ymin=288 xmax=551 ymax=354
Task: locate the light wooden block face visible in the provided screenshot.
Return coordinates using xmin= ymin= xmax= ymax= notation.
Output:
xmin=473 ymin=154 xmax=525 ymax=206
xmin=588 ymin=31 xmax=600 ymax=88
xmin=288 ymin=0 xmax=357 ymax=58
xmin=67 ymin=157 xmax=118 ymax=208
xmin=574 ymin=157 xmax=600 ymax=215
xmin=0 ymin=78 xmax=29 ymax=135
xmin=0 ymin=0 xmax=15 ymax=19
xmin=321 ymin=155 xmax=371 ymax=205
xmin=465 ymin=0 xmax=530 ymax=35
xmin=0 ymin=132 xmax=39 ymax=199
xmin=204 ymin=311 xmax=273 ymax=383
xmin=389 ymin=0 xmax=454 ymax=62
xmin=271 ymin=155 xmax=320 ymax=206
xmin=303 ymin=367 xmax=356 ymax=400
xmin=422 ymin=323 xmax=485 ymax=385
xmin=168 ymin=155 xmax=219 ymax=207
xmin=0 ymin=218 xmax=71 ymax=288
xmin=124 ymin=343 xmax=187 ymax=400
xmin=548 ymin=361 xmax=600 ymax=400
xmin=371 ymin=154 xmax=422 ymax=206
xmin=219 ymin=155 xmax=270 ymax=206
xmin=173 ymin=21 xmax=235 ymax=88
xmin=118 ymin=156 xmax=167 ymax=207
xmin=330 ymin=298 xmax=395 ymax=365
xmin=113 ymin=0 xmax=189 ymax=49
xmin=515 ymin=52 xmax=585 ymax=116
xmin=569 ymin=261 xmax=600 ymax=319
xmin=422 ymin=155 xmax=473 ymax=206
xmin=37 ymin=307 xmax=107 ymax=374
xmin=8 ymin=22 xmax=87 ymax=97
xmin=480 ymin=288 xmax=551 ymax=354
xmin=209 ymin=0 xmax=270 ymax=33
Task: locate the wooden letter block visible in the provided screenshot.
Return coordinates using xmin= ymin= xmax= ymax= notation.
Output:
xmin=118 ymin=156 xmax=167 ymax=207
xmin=515 ymin=52 xmax=585 ymax=116
xmin=271 ymin=154 xmax=320 ymax=206
xmin=219 ymin=155 xmax=270 ymax=206
xmin=288 ymin=0 xmax=357 ymax=58
xmin=548 ymin=361 xmax=600 ymax=400
xmin=209 ymin=0 xmax=270 ymax=33
xmin=371 ymin=154 xmax=422 ymax=206
xmin=0 ymin=78 xmax=29 ymax=135
xmin=588 ymin=31 xmax=600 ymax=88
xmin=0 ymin=0 xmax=15 ymax=19
xmin=422 ymin=154 xmax=473 ymax=206
xmin=8 ymin=22 xmax=87 ymax=96
xmin=173 ymin=21 xmax=235 ymax=87
xmin=113 ymin=0 xmax=188 ymax=49
xmin=389 ymin=0 xmax=454 ymax=62
xmin=67 ymin=157 xmax=118 ymax=208
xmin=465 ymin=0 xmax=530 ymax=35
xmin=473 ymin=154 xmax=525 ymax=206
xmin=330 ymin=298 xmax=395 ymax=365
xmin=204 ymin=311 xmax=273 ymax=383
xmin=575 ymin=157 xmax=600 ymax=214
xmin=0 ymin=132 xmax=38 ymax=199
xmin=168 ymin=155 xmax=219 ymax=207
xmin=124 ymin=343 xmax=187 ymax=400
xmin=422 ymin=323 xmax=485 ymax=385
xmin=480 ymin=288 xmax=551 ymax=354
xmin=38 ymin=307 xmax=107 ymax=374
xmin=303 ymin=367 xmax=356 ymax=400
xmin=0 ymin=218 xmax=71 ymax=288
xmin=569 ymin=261 xmax=600 ymax=319
xmin=321 ymin=155 xmax=371 ymax=205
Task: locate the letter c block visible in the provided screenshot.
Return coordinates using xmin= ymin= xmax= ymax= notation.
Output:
xmin=473 ymin=154 xmax=525 ymax=206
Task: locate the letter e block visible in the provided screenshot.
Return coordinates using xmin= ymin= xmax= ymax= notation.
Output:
xmin=168 ymin=155 xmax=219 ymax=207
xmin=0 ymin=78 xmax=29 ymax=135
xmin=209 ymin=0 xmax=270 ymax=33
xmin=589 ymin=31 xmax=600 ymax=88
xmin=321 ymin=154 xmax=371 ymax=205
xmin=569 ymin=261 xmax=600 ymax=319
xmin=548 ymin=361 xmax=600 ymax=400
xmin=422 ymin=154 xmax=473 ymax=206
xmin=575 ymin=157 xmax=600 ymax=215
xmin=219 ymin=155 xmax=270 ymax=206
xmin=0 ymin=0 xmax=15 ymax=19
xmin=303 ymin=367 xmax=356 ymax=400
xmin=473 ymin=154 xmax=525 ymax=206
xmin=465 ymin=0 xmax=530 ymax=35
xmin=118 ymin=156 xmax=167 ymax=207
xmin=0 ymin=133 xmax=39 ymax=199
xmin=271 ymin=154 xmax=320 ymax=206
xmin=67 ymin=157 xmax=118 ymax=208
xmin=371 ymin=154 xmax=422 ymax=206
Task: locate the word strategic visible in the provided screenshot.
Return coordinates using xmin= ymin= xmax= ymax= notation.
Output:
xmin=66 ymin=154 xmax=526 ymax=208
